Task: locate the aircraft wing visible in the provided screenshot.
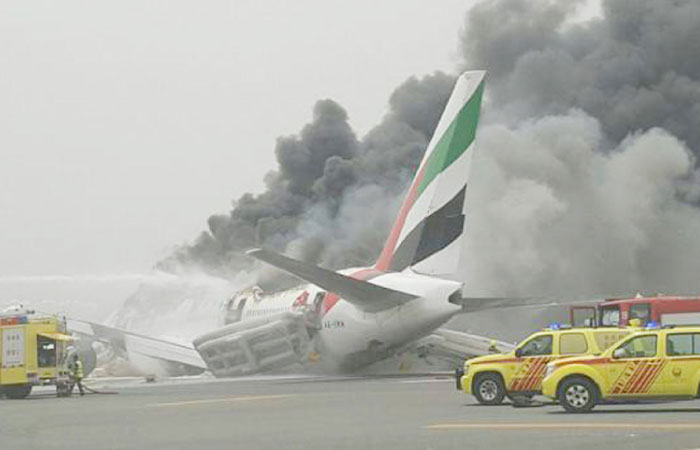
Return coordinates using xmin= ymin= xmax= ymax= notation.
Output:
xmin=67 ymin=319 xmax=207 ymax=370
xmin=404 ymin=329 xmax=514 ymax=368
xmin=247 ymin=248 xmax=418 ymax=312
xmin=454 ymin=296 xmax=606 ymax=313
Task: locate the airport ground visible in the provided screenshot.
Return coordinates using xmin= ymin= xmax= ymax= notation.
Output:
xmin=3 ymin=375 xmax=700 ymax=450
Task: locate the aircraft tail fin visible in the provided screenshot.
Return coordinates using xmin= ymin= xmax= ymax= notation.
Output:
xmin=247 ymin=248 xmax=417 ymax=312
xmin=375 ymin=71 xmax=486 ymax=277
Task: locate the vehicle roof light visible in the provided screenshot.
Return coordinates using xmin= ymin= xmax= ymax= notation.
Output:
xmin=645 ymin=320 xmax=659 ymax=329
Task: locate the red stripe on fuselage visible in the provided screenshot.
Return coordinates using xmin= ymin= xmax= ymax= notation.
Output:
xmin=321 ymin=268 xmax=385 ymax=316
xmin=375 ymin=164 xmax=427 ymax=271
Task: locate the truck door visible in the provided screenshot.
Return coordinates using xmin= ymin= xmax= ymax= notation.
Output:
xmin=607 ymin=334 xmax=664 ymax=396
xmin=629 ymin=303 xmax=651 ymax=325
xmin=570 ymin=307 xmax=596 ymax=327
xmin=1 ymin=327 xmax=27 ymax=384
xmin=661 ymin=332 xmax=700 ymax=396
xmin=600 ymin=305 xmax=621 ymax=326
xmin=509 ymin=334 xmax=553 ymax=392
xmin=559 ymin=333 xmax=589 ymax=357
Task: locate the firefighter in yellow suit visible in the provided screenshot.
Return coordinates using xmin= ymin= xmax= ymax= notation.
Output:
xmin=70 ymin=354 xmax=85 ymax=396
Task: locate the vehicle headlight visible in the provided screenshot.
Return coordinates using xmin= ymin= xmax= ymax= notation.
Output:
xmin=544 ymin=363 xmax=555 ymax=378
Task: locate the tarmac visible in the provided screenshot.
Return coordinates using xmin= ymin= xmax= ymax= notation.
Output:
xmin=3 ymin=375 xmax=700 ymax=450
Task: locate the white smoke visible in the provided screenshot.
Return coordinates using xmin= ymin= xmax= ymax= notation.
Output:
xmin=463 ymin=109 xmax=700 ymax=297
xmin=0 ymin=272 xmax=185 ymax=284
xmin=447 ymin=110 xmax=700 ymax=341
xmin=111 ymin=269 xmax=253 ymax=343
xmin=22 ymin=0 xmax=700 ymax=348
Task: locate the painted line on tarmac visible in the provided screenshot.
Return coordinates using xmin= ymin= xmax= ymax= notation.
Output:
xmin=146 ymin=394 xmax=295 ymax=408
xmin=426 ymin=422 xmax=700 ymax=431
xmin=398 ymin=379 xmax=453 ymax=384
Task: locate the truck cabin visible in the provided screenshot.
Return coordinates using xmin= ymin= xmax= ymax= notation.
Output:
xmin=571 ymin=296 xmax=700 ymax=328
xmin=37 ymin=335 xmax=57 ymax=368
xmin=37 ymin=332 xmax=72 ymax=373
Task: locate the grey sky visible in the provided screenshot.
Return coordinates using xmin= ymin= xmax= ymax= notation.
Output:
xmin=0 ymin=0 xmax=473 ymax=279
xmin=0 ymin=1 xmax=604 ymax=319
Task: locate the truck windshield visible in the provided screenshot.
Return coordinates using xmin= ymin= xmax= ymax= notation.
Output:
xmin=37 ymin=336 xmax=57 ymax=367
xmin=600 ymin=306 xmax=620 ymax=326
xmin=630 ymin=303 xmax=651 ymax=323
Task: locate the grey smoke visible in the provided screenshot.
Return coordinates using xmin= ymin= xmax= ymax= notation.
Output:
xmin=114 ymin=72 xmax=453 ymax=331
xmin=451 ymin=0 xmax=700 ymax=340
xmin=462 ymin=0 xmax=700 ymax=151
xmin=454 ymin=0 xmax=700 ymax=296
xmin=156 ymin=72 xmax=454 ymax=284
xmin=118 ymin=0 xmax=700 ymax=342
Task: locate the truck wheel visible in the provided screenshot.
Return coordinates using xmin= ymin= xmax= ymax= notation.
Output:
xmin=4 ymin=384 xmax=32 ymax=399
xmin=558 ymin=377 xmax=597 ymax=413
xmin=473 ymin=373 xmax=505 ymax=405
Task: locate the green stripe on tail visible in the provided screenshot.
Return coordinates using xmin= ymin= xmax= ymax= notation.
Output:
xmin=416 ymin=80 xmax=484 ymax=199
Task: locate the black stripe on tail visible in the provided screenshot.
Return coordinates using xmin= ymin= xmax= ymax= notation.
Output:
xmin=390 ymin=185 xmax=466 ymax=271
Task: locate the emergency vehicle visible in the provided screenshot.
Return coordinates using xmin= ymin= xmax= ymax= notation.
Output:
xmin=0 ymin=310 xmax=74 ymax=399
xmin=542 ymin=325 xmax=700 ymax=412
xmin=456 ymin=326 xmax=630 ymax=405
xmin=571 ymin=295 xmax=700 ymax=328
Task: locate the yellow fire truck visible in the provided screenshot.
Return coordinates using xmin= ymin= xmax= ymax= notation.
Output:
xmin=0 ymin=310 xmax=74 ymax=399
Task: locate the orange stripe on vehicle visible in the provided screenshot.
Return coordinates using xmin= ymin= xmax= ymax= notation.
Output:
xmin=636 ymin=360 xmax=664 ymax=394
xmin=610 ymin=364 xmax=631 ymax=394
xmin=613 ymin=360 xmax=641 ymax=394
xmin=631 ymin=362 xmax=656 ymax=394
xmin=524 ymin=361 xmax=541 ymax=391
xmin=627 ymin=361 xmax=653 ymax=394
xmin=611 ymin=361 xmax=634 ymax=394
xmin=509 ymin=371 xmax=525 ymax=391
xmin=621 ymin=361 xmax=648 ymax=393
xmin=633 ymin=361 xmax=658 ymax=393
xmin=521 ymin=360 xmax=539 ymax=391
xmin=524 ymin=358 xmax=545 ymax=391
xmin=612 ymin=368 xmax=633 ymax=393
xmin=526 ymin=358 xmax=551 ymax=391
xmin=510 ymin=359 xmax=534 ymax=391
xmin=647 ymin=360 xmax=668 ymax=392
xmin=638 ymin=360 xmax=667 ymax=393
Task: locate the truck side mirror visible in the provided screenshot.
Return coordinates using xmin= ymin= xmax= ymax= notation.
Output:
xmin=514 ymin=348 xmax=523 ymax=358
xmin=613 ymin=348 xmax=627 ymax=359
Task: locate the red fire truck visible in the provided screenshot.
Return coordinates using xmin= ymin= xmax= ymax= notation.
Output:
xmin=570 ymin=295 xmax=700 ymax=327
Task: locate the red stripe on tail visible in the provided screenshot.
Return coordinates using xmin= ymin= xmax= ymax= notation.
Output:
xmin=375 ymin=165 xmax=427 ymax=271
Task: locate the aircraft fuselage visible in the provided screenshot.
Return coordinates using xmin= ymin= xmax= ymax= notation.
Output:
xmin=224 ymin=268 xmax=463 ymax=372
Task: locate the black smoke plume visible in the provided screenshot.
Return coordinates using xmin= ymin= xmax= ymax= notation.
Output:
xmin=157 ymin=73 xmax=455 ymax=287
xmin=117 ymin=0 xmax=700 ymax=343
xmin=462 ymin=0 xmax=700 ymax=151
